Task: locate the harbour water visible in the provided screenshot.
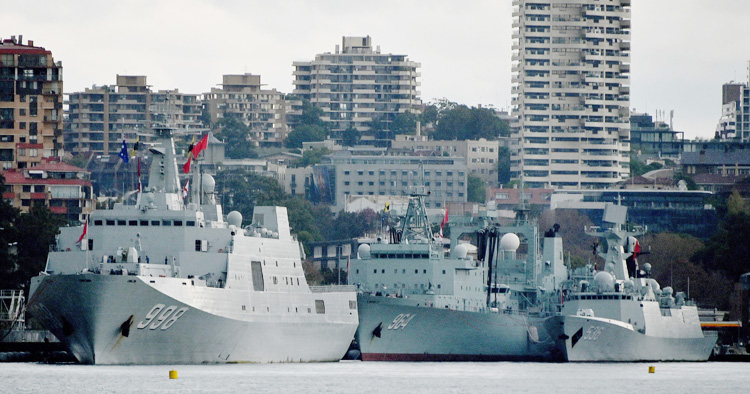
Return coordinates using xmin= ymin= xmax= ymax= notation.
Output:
xmin=1 ymin=361 xmax=745 ymax=393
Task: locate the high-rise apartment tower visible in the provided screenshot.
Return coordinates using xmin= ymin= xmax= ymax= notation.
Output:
xmin=511 ymin=0 xmax=631 ymax=188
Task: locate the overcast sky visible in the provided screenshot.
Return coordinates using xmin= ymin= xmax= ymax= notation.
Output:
xmin=3 ymin=0 xmax=750 ymax=139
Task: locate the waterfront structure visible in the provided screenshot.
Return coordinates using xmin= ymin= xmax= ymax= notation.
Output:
xmin=1 ymin=161 xmax=93 ymax=222
xmin=65 ymin=75 xmax=201 ymax=156
xmin=629 ymin=113 xmax=684 ymax=159
xmin=0 ymin=36 xmax=64 ymax=170
xmin=391 ymin=136 xmax=500 ymax=184
xmin=292 ymin=36 xmax=421 ymax=136
xmin=313 ymin=151 xmax=468 ymax=210
xmin=511 ymin=0 xmax=631 ymax=188
xmin=204 ymin=74 xmax=295 ymax=147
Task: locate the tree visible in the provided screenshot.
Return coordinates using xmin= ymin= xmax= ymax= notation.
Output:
xmin=391 ymin=112 xmax=418 ymax=135
xmin=467 ymin=174 xmax=486 ymax=203
xmin=538 ymin=209 xmax=596 ymax=269
xmin=0 ymin=174 xmax=20 ymax=289
xmin=497 ymin=146 xmax=511 ymax=186
xmin=284 ymin=124 xmax=326 ymax=149
xmin=215 ymin=115 xmax=258 ymax=159
xmin=214 ymin=168 xmax=288 ymax=226
xmin=291 ymin=148 xmax=330 ymax=168
xmin=326 ymin=209 xmax=378 ymax=240
xmin=341 ymin=125 xmax=361 ymax=147
xmin=11 ymin=202 xmax=64 ymax=289
xmin=419 ymin=104 xmax=439 ymax=127
xmin=431 ymin=104 xmax=509 ymax=141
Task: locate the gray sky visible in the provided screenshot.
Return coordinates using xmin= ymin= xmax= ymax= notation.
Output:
xmin=3 ymin=0 xmax=750 ymax=139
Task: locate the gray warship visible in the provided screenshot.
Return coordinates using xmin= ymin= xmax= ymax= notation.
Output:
xmin=26 ymin=124 xmax=358 ymax=364
xmin=546 ymin=204 xmax=718 ymax=362
xmin=349 ymin=193 xmax=567 ymax=361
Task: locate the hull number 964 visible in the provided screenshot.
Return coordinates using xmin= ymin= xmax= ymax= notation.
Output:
xmin=137 ymin=304 xmax=188 ymax=331
xmin=388 ymin=313 xmax=416 ymax=330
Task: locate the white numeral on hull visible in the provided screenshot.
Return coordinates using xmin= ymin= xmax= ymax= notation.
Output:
xmin=388 ymin=313 xmax=416 ymax=330
xmin=137 ymin=304 xmax=188 ymax=330
xmin=583 ymin=325 xmax=603 ymax=341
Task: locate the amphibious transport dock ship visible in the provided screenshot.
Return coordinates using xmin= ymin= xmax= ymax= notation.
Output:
xmin=350 ymin=194 xmax=567 ymax=361
xmin=27 ymin=125 xmax=358 ymax=364
xmin=546 ymin=204 xmax=717 ymax=362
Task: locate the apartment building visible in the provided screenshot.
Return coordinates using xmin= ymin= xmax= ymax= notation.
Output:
xmin=292 ymin=36 xmax=421 ymax=135
xmin=204 ymin=74 xmax=296 ymax=147
xmin=391 ymin=135 xmax=500 ymax=184
xmin=313 ymin=151 xmax=468 ymax=210
xmin=511 ymin=0 xmax=631 ymax=189
xmin=2 ymin=161 xmax=94 ymax=223
xmin=65 ymin=75 xmax=201 ymax=156
xmin=716 ymin=63 xmax=750 ymax=142
xmin=0 ymin=36 xmax=64 ymax=170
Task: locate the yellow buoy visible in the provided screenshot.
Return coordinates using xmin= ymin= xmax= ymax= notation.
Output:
xmin=648 ymin=366 xmax=655 ymax=374
xmin=169 ymin=370 xmax=178 ymax=379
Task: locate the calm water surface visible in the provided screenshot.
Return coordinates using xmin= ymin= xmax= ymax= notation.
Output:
xmin=1 ymin=361 xmax=746 ymax=394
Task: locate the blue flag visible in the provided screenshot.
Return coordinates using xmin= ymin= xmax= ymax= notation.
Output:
xmin=118 ymin=140 xmax=129 ymax=163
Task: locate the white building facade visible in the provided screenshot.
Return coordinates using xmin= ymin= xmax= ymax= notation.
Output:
xmin=292 ymin=36 xmax=421 ymax=134
xmin=511 ymin=0 xmax=631 ymax=189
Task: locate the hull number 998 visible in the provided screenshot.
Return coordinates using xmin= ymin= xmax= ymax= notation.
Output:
xmin=137 ymin=304 xmax=188 ymax=330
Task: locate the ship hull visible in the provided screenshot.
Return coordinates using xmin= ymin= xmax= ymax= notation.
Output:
xmin=28 ymin=274 xmax=357 ymax=364
xmin=356 ymin=294 xmax=562 ymax=361
xmin=546 ymin=315 xmax=717 ymax=362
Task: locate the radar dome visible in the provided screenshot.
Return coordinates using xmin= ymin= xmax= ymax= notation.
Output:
xmin=358 ymin=244 xmax=371 ymax=259
xmin=642 ymin=263 xmax=652 ymax=274
xmin=202 ymin=174 xmax=216 ymax=194
xmin=500 ymin=233 xmax=521 ymax=251
xmin=227 ymin=211 xmax=243 ymax=227
xmin=594 ymin=271 xmax=615 ymax=292
xmin=452 ymin=243 xmax=469 ymax=259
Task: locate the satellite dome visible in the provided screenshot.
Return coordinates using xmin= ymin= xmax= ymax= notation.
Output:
xmin=500 ymin=233 xmax=521 ymax=251
xmin=227 ymin=211 xmax=243 ymax=228
xmin=594 ymin=271 xmax=615 ymax=292
xmin=642 ymin=263 xmax=652 ymax=274
xmin=452 ymin=243 xmax=469 ymax=259
xmin=358 ymin=244 xmax=371 ymax=259
xmin=202 ymin=174 xmax=216 ymax=194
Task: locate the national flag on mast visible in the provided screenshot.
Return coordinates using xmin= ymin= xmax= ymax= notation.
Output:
xmin=191 ymin=133 xmax=209 ymax=158
xmin=182 ymin=155 xmax=192 ymax=174
xmin=131 ymin=136 xmax=140 ymax=158
xmin=118 ymin=140 xmax=129 ymax=164
xmin=181 ymin=179 xmax=190 ymax=199
xmin=76 ymin=215 xmax=88 ymax=244
xmin=186 ymin=135 xmax=196 ymax=157
xmin=440 ymin=204 xmax=449 ymax=233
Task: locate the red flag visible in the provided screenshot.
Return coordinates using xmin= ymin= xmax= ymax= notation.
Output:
xmin=76 ymin=216 xmax=88 ymax=244
xmin=181 ymin=179 xmax=190 ymax=199
xmin=441 ymin=205 xmax=449 ymax=231
xmin=634 ymin=240 xmax=641 ymax=258
xmin=192 ymin=134 xmax=209 ymax=158
xmin=182 ymin=156 xmax=192 ymax=174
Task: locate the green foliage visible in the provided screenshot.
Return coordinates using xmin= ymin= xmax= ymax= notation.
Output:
xmin=215 ymin=115 xmax=258 ymax=159
xmin=285 ymin=124 xmax=326 ymax=149
xmin=341 ymin=125 xmax=361 ymax=147
xmin=214 ymin=168 xmax=288 ymax=226
xmin=391 ymin=112 xmax=418 ymax=135
xmin=630 ymin=157 xmax=663 ymax=177
xmin=63 ymin=153 xmax=89 ymax=169
xmin=328 ymin=209 xmax=378 ymax=240
xmin=431 ymin=103 xmax=509 ymax=141
xmin=298 ymin=100 xmax=327 ymax=129
xmin=199 ymin=106 xmax=212 ymax=128
xmin=674 ymin=173 xmax=698 ymax=190
xmin=693 ymin=208 xmax=750 ymax=282
xmin=467 ymin=174 xmax=486 ymax=203
xmin=291 ymin=148 xmax=330 ymax=168
xmin=0 ymin=175 xmax=20 ymax=289
xmin=497 ymin=146 xmax=511 ymax=185
xmin=419 ymin=105 xmax=438 ymax=126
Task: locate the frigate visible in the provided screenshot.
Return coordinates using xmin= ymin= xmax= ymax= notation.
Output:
xmin=27 ymin=125 xmax=358 ymax=364
xmin=349 ymin=193 xmax=567 ymax=361
xmin=546 ymin=204 xmax=717 ymax=362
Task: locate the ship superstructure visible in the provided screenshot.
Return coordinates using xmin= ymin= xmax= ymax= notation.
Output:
xmin=27 ymin=125 xmax=358 ymax=364
xmin=546 ymin=204 xmax=717 ymax=361
xmin=349 ymin=194 xmax=567 ymax=361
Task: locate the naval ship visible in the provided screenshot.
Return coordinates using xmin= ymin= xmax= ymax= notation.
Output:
xmin=26 ymin=125 xmax=358 ymax=364
xmin=349 ymin=193 xmax=567 ymax=361
xmin=546 ymin=204 xmax=717 ymax=362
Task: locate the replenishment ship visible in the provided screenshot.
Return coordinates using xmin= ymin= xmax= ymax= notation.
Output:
xmin=27 ymin=125 xmax=358 ymax=364
xmin=546 ymin=204 xmax=717 ymax=361
xmin=349 ymin=193 xmax=567 ymax=361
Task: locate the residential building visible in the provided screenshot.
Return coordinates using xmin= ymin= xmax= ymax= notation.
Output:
xmin=715 ymin=63 xmax=750 ymax=142
xmin=391 ymin=136 xmax=500 ymax=184
xmin=551 ymin=189 xmax=717 ymax=238
xmin=629 ymin=112 xmax=684 ymax=158
xmin=204 ymin=74 xmax=295 ymax=147
xmin=292 ymin=36 xmax=421 ymax=136
xmin=486 ymin=187 xmax=553 ymax=211
xmin=2 ymin=161 xmax=94 ymax=222
xmin=0 ymin=36 xmax=64 ymax=170
xmin=511 ymin=0 xmax=631 ymax=189
xmin=682 ymin=149 xmax=750 ymax=177
xmin=313 ymin=151 xmax=468 ymax=210
xmin=65 ymin=75 xmax=201 ymax=156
